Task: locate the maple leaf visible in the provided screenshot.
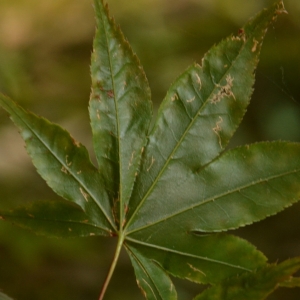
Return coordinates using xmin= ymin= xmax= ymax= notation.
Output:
xmin=1 ymin=1 xmax=300 ymax=299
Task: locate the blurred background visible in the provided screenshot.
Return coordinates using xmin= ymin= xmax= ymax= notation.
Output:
xmin=0 ymin=0 xmax=300 ymax=299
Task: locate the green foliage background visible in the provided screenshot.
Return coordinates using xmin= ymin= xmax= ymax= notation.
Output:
xmin=0 ymin=0 xmax=299 ymax=299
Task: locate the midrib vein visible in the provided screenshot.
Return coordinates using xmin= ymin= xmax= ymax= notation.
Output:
xmin=126 ymin=37 xmax=248 ymax=230
xmin=127 ymin=167 xmax=300 ymax=234
xmin=102 ymin=13 xmax=124 ymax=229
xmin=1 ymin=213 xmax=109 ymax=232
xmin=10 ymin=100 xmax=115 ymax=232
xmin=126 ymin=237 xmax=252 ymax=272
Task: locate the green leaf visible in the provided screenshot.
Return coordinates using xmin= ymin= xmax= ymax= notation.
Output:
xmin=279 ymin=277 xmax=300 ymax=288
xmin=126 ymin=0 xmax=287 ymax=231
xmin=126 ymin=232 xmax=266 ymax=285
xmin=127 ymin=142 xmax=300 ymax=234
xmin=0 ymin=200 xmax=106 ymax=238
xmin=121 ymin=0 xmax=295 ymax=292
xmin=126 ymin=245 xmax=177 ymax=300
xmin=123 ymin=2 xmax=294 ymax=233
xmin=0 ymin=1 xmax=298 ymax=299
xmin=89 ymin=0 xmax=152 ymax=225
xmin=0 ymin=94 xmax=115 ymax=235
xmin=193 ymin=257 xmax=300 ymax=300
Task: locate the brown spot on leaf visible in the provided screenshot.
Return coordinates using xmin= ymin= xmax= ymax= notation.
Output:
xmin=213 ymin=116 xmax=224 ymax=148
xmin=171 ymin=93 xmax=178 ymax=102
xmin=237 ymin=28 xmax=246 ymax=42
xmin=124 ymin=204 xmax=129 ymax=214
xmin=275 ymin=1 xmax=288 ymax=15
xmin=128 ymin=151 xmax=135 ymax=169
xmin=188 ymin=263 xmax=206 ymax=276
xmin=186 ymin=96 xmax=195 ymax=103
xmin=109 ymin=231 xmax=118 ymax=237
xmin=79 ymin=187 xmax=89 ymax=202
xmin=195 ymin=73 xmax=202 ymax=90
xmin=61 ymin=166 xmax=68 ymax=174
xmin=147 ymin=156 xmax=155 ymax=172
xmin=71 ymin=137 xmax=80 ymax=147
xmin=137 ymin=280 xmax=147 ymax=298
xmin=211 ymin=75 xmax=235 ymax=104
xmin=252 ymin=38 xmax=259 ymax=52
xmin=107 ymin=90 xmax=114 ymax=98
xmin=65 ymin=155 xmax=72 ymax=167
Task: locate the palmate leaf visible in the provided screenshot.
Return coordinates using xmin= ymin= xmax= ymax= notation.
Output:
xmin=193 ymin=257 xmax=300 ymax=300
xmin=0 ymin=0 xmax=300 ymax=300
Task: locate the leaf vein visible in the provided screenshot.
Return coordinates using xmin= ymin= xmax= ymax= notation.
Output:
xmin=126 ymin=237 xmax=252 ymax=272
xmin=126 ymin=38 xmax=248 ymax=230
xmin=128 ymin=168 xmax=300 ymax=233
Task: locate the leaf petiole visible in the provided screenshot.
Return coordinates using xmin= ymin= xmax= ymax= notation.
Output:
xmin=98 ymin=233 xmax=124 ymax=300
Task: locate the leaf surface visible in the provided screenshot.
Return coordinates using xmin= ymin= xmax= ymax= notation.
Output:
xmin=279 ymin=277 xmax=300 ymax=288
xmin=0 ymin=1 xmax=299 ymax=300
xmin=0 ymin=200 xmax=105 ymax=238
xmin=127 ymin=142 xmax=300 ymax=233
xmin=126 ymin=245 xmax=177 ymax=300
xmin=0 ymin=94 xmax=115 ymax=235
xmin=126 ymin=1 xmax=287 ymax=230
xmin=126 ymin=232 xmax=266 ymax=285
xmin=120 ymin=1 xmax=296 ymax=292
xmin=90 ymin=0 xmax=152 ymax=225
xmin=193 ymin=257 xmax=300 ymax=300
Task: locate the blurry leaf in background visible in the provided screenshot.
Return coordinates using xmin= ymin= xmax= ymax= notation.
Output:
xmin=0 ymin=291 xmax=13 ymax=300
xmin=194 ymin=257 xmax=300 ymax=300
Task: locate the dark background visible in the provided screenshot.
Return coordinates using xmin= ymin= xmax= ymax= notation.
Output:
xmin=0 ymin=0 xmax=300 ymax=299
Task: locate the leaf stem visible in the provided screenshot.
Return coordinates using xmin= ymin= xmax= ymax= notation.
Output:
xmin=98 ymin=234 xmax=124 ymax=300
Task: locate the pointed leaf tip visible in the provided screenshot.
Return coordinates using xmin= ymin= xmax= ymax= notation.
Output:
xmin=276 ymin=1 xmax=288 ymax=15
xmin=0 ymin=94 xmax=116 ymax=234
xmin=126 ymin=0 xmax=287 ymax=232
xmin=90 ymin=0 xmax=152 ymax=228
xmin=0 ymin=200 xmax=109 ymax=238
